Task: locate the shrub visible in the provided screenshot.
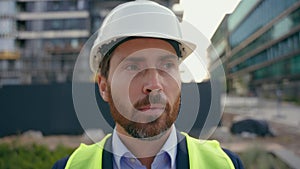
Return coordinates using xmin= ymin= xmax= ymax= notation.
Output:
xmin=0 ymin=143 xmax=74 ymax=169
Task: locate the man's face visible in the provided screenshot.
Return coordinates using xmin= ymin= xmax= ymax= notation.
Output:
xmin=99 ymin=38 xmax=181 ymax=140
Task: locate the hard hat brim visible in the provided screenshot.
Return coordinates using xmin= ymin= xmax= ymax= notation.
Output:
xmin=90 ymin=34 xmax=196 ymax=73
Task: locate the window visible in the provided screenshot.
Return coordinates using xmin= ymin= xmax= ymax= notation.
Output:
xmin=77 ymin=0 xmax=85 ymax=10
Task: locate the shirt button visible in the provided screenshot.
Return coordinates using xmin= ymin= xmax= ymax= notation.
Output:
xmin=130 ymin=158 xmax=135 ymax=163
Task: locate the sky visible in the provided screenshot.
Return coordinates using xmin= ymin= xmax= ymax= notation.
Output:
xmin=180 ymin=0 xmax=241 ymax=39
xmin=178 ymin=0 xmax=241 ymax=82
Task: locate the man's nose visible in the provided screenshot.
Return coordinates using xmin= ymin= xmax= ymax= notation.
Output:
xmin=142 ymin=68 xmax=163 ymax=94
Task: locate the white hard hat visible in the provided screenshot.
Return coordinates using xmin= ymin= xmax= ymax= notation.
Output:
xmin=90 ymin=0 xmax=196 ymax=73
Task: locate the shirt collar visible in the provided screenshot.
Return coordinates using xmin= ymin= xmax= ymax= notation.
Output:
xmin=112 ymin=124 xmax=177 ymax=169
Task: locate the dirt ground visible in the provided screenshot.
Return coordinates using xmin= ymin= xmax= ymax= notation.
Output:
xmin=217 ymin=113 xmax=300 ymax=157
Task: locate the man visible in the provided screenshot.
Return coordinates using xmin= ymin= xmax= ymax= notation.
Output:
xmin=53 ymin=1 xmax=244 ymax=168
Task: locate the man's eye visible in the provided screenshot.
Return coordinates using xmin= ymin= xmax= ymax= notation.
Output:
xmin=125 ymin=64 xmax=140 ymax=71
xmin=162 ymin=62 xmax=175 ymax=69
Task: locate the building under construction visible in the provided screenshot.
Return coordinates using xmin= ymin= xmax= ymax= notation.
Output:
xmin=0 ymin=0 xmax=180 ymax=86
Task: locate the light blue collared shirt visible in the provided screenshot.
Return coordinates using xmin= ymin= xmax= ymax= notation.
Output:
xmin=112 ymin=125 xmax=177 ymax=169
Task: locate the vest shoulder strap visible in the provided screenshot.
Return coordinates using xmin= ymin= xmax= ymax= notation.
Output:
xmin=64 ymin=134 xmax=111 ymax=169
xmin=182 ymin=132 xmax=235 ymax=169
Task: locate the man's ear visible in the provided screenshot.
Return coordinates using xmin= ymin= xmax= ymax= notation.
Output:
xmin=97 ymin=74 xmax=109 ymax=102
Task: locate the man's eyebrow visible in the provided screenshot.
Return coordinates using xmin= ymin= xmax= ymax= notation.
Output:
xmin=120 ymin=54 xmax=177 ymax=63
xmin=123 ymin=57 xmax=145 ymax=62
xmin=160 ymin=54 xmax=178 ymax=60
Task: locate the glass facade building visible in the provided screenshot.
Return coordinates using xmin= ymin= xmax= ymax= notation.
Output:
xmin=208 ymin=0 xmax=300 ymax=100
xmin=229 ymin=0 xmax=298 ymax=48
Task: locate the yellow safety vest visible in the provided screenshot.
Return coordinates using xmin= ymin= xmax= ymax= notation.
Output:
xmin=65 ymin=133 xmax=235 ymax=169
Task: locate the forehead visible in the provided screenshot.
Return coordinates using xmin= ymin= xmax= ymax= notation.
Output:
xmin=111 ymin=38 xmax=177 ymax=61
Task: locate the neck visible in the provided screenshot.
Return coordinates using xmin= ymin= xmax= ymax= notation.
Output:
xmin=115 ymin=124 xmax=172 ymax=167
xmin=138 ymin=157 xmax=155 ymax=169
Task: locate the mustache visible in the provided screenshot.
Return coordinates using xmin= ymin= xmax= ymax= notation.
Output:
xmin=134 ymin=93 xmax=167 ymax=108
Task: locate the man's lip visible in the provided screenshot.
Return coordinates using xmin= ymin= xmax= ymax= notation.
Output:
xmin=138 ymin=104 xmax=165 ymax=111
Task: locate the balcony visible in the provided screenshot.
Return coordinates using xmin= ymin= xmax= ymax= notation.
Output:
xmin=17 ymin=11 xmax=89 ymax=20
xmin=18 ymin=30 xmax=89 ymax=39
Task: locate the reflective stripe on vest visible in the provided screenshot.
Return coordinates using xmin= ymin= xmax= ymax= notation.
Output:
xmin=65 ymin=133 xmax=235 ymax=169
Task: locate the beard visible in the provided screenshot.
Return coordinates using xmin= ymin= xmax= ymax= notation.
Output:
xmin=107 ymin=85 xmax=180 ymax=140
